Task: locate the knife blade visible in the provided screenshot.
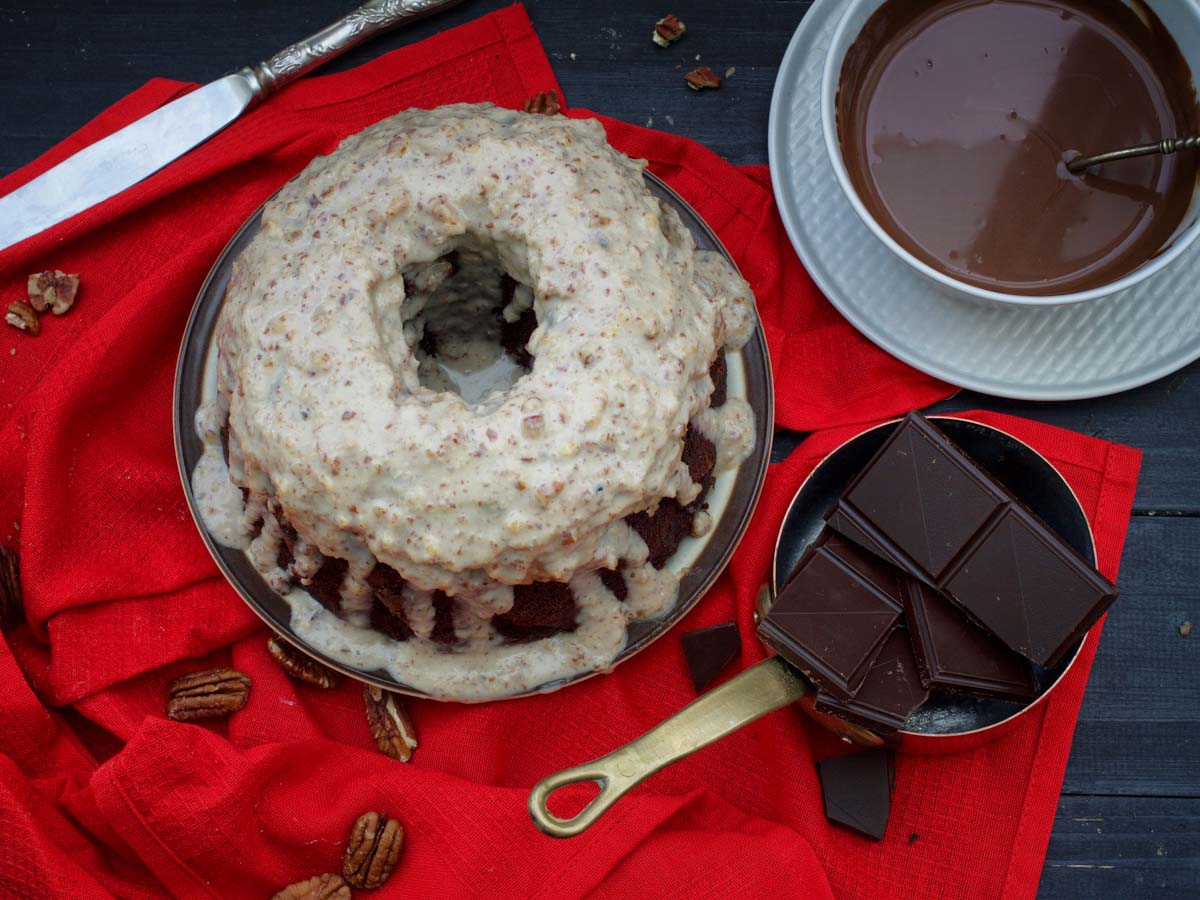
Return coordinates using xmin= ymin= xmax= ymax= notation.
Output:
xmin=0 ymin=75 xmax=256 ymax=251
xmin=0 ymin=0 xmax=465 ymax=253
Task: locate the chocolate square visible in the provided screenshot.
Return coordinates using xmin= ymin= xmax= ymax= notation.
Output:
xmin=837 ymin=413 xmax=1006 ymax=579
xmin=758 ymin=533 xmax=902 ymax=699
xmin=943 ymin=504 xmax=1118 ymax=666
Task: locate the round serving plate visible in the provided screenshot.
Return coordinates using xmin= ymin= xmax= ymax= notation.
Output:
xmin=772 ymin=416 xmax=1093 ymax=750
xmin=174 ymin=170 xmax=774 ymax=702
xmin=767 ymin=0 xmax=1200 ymax=401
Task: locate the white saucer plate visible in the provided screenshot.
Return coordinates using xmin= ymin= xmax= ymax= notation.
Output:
xmin=767 ymin=0 xmax=1200 ymax=401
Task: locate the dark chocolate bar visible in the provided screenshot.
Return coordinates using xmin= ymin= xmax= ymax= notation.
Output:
xmin=902 ymin=579 xmax=1038 ymax=701
xmin=826 ymin=413 xmax=1117 ymax=667
xmin=680 ymin=621 xmax=740 ymax=692
xmin=814 ymin=629 xmax=929 ymax=733
xmin=816 ymin=749 xmax=895 ymax=841
xmin=757 ymin=532 xmax=902 ymax=699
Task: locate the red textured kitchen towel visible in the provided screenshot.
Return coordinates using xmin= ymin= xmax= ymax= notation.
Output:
xmin=0 ymin=6 xmax=1139 ymax=899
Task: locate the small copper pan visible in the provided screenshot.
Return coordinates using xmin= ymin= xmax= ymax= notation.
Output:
xmin=529 ymin=415 xmax=1093 ymax=837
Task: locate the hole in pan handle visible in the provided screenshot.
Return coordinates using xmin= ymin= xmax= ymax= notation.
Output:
xmin=528 ymin=656 xmax=812 ymax=838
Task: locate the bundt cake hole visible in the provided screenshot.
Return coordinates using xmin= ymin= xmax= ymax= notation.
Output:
xmin=403 ymin=242 xmax=538 ymax=407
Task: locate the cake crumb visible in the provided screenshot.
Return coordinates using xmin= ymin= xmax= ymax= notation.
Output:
xmin=1181 ymin=620 xmax=1193 ymax=637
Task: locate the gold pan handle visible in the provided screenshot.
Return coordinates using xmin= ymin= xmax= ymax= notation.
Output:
xmin=528 ymin=656 xmax=812 ymax=838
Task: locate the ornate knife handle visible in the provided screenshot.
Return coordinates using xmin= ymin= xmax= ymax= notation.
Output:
xmin=241 ymin=0 xmax=464 ymax=101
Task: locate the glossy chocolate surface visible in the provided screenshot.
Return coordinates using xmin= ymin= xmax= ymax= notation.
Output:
xmin=758 ymin=532 xmax=902 ymax=699
xmin=680 ymin=621 xmax=741 ymax=692
xmin=815 ymin=629 xmax=931 ymax=733
xmin=903 ymin=579 xmax=1038 ymax=701
xmin=826 ymin=413 xmax=1118 ymax=667
xmin=817 ymin=749 xmax=895 ymax=841
xmin=837 ymin=0 xmax=1199 ymax=295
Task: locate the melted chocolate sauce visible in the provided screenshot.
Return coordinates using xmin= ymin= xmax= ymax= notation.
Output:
xmin=837 ymin=0 xmax=1199 ymax=295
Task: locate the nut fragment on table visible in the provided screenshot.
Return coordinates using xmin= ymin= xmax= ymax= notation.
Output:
xmin=166 ymin=667 xmax=251 ymax=721
xmin=5 ymin=301 xmax=40 ymax=335
xmin=27 ymin=270 xmax=80 ymax=315
xmin=523 ymin=89 xmax=561 ymax=116
xmin=0 ymin=546 xmax=22 ymax=628
xmin=364 ymin=684 xmax=418 ymax=762
xmin=684 ymin=66 xmax=721 ymax=91
xmin=653 ymin=13 xmax=686 ymax=47
xmin=343 ymin=811 xmax=404 ymax=890
xmin=267 ymin=635 xmax=342 ymax=689
xmin=271 ymin=873 xmax=350 ymax=900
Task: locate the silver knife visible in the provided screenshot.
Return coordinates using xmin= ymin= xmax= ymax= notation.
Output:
xmin=0 ymin=0 xmax=465 ymax=253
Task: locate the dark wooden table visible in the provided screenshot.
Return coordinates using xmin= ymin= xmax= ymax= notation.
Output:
xmin=1 ymin=1 xmax=1195 ymax=896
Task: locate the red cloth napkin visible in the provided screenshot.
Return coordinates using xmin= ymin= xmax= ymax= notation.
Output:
xmin=0 ymin=6 xmax=1140 ymax=898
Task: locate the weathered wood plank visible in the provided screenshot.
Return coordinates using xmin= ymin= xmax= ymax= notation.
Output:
xmin=1040 ymin=795 xmax=1200 ymax=899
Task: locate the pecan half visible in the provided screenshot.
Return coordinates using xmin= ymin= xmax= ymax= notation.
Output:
xmin=343 ymin=811 xmax=404 ymax=890
xmin=653 ymin=14 xmax=686 ymax=47
xmin=364 ymin=684 xmax=418 ymax=762
xmin=268 ymin=636 xmax=342 ymax=689
xmin=685 ymin=66 xmax=721 ymax=91
xmin=271 ymin=873 xmax=350 ymax=900
xmin=27 ymin=270 xmax=80 ymax=315
xmin=523 ymin=89 xmax=562 ymax=116
xmin=166 ymin=668 xmax=251 ymax=721
xmin=0 ymin=546 xmax=22 ymax=629
xmin=5 ymin=301 xmax=40 ymax=336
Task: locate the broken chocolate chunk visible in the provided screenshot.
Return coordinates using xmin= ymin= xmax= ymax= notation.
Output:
xmin=817 ymin=748 xmax=894 ymax=841
xmin=680 ymin=621 xmax=740 ymax=692
xmin=814 ymin=629 xmax=929 ymax=733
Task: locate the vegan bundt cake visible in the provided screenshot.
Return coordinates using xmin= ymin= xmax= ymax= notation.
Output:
xmin=192 ymin=103 xmax=757 ymax=700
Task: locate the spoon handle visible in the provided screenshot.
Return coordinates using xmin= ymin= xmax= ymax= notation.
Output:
xmin=527 ymin=656 xmax=811 ymax=838
xmin=1067 ymin=134 xmax=1200 ymax=174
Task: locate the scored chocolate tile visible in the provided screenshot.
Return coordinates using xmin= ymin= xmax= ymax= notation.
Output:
xmin=815 ymin=628 xmax=929 ymax=733
xmin=943 ymin=504 xmax=1118 ymax=667
xmin=758 ymin=532 xmax=902 ymax=699
xmin=902 ymin=578 xmax=1037 ymax=701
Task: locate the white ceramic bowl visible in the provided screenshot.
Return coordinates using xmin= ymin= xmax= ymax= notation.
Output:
xmin=821 ymin=0 xmax=1200 ymax=308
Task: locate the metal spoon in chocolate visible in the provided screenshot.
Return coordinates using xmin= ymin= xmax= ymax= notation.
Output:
xmin=1067 ymin=134 xmax=1200 ymax=174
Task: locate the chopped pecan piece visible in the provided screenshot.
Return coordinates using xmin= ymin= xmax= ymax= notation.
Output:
xmin=685 ymin=66 xmax=721 ymax=91
xmin=166 ymin=667 xmax=251 ymax=721
xmin=523 ymin=89 xmax=562 ymax=116
xmin=271 ymin=873 xmax=350 ymax=900
xmin=0 ymin=546 xmax=22 ymax=628
xmin=5 ymin=301 xmax=40 ymax=336
xmin=343 ymin=811 xmax=404 ymax=890
xmin=653 ymin=14 xmax=687 ymax=47
xmin=364 ymin=684 xmax=418 ymax=762
xmin=267 ymin=635 xmax=342 ymax=689
xmin=27 ymin=270 xmax=80 ymax=315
